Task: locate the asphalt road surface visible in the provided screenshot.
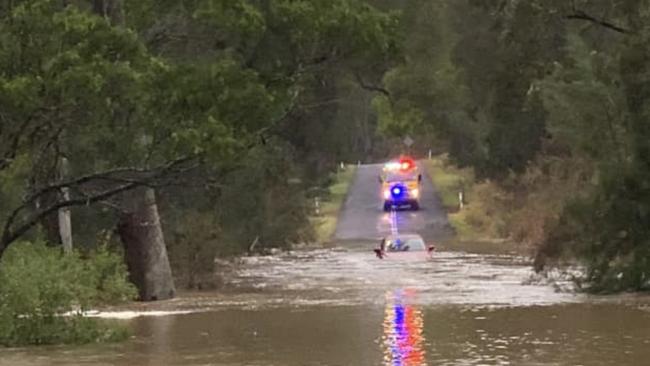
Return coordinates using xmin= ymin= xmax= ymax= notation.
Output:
xmin=334 ymin=162 xmax=452 ymax=242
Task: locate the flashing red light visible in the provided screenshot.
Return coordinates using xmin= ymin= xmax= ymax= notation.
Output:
xmin=399 ymin=157 xmax=415 ymax=171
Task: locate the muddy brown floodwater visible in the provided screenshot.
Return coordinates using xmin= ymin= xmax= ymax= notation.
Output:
xmin=2 ymin=247 xmax=650 ymax=366
xmin=3 ymin=164 xmax=650 ymax=365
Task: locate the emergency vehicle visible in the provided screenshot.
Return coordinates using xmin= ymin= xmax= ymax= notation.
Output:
xmin=379 ymin=157 xmax=422 ymax=211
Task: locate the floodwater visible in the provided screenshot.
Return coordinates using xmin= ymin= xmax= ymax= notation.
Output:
xmin=2 ymin=246 xmax=650 ymax=366
xmin=2 ymin=163 xmax=649 ymax=365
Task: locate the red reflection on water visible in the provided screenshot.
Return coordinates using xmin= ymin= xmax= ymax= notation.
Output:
xmin=382 ymin=289 xmax=426 ymax=366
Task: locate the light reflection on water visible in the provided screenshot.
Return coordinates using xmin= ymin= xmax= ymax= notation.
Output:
xmin=382 ymin=289 xmax=426 ymax=366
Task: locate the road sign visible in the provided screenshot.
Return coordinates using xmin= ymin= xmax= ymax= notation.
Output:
xmin=403 ymin=136 xmax=414 ymax=147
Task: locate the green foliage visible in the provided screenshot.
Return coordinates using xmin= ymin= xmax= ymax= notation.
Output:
xmin=0 ymin=0 xmax=401 ymax=253
xmin=166 ymin=211 xmax=222 ymax=290
xmin=548 ymin=164 xmax=650 ymax=292
xmin=0 ymin=241 xmax=136 ymax=346
xmin=310 ymin=166 xmax=357 ymax=243
xmin=540 ymin=27 xmax=650 ymax=292
xmin=85 ymin=245 xmax=139 ymax=305
xmin=374 ymin=95 xmax=423 ymax=138
xmin=373 ymin=0 xmax=465 ymax=153
xmin=164 ymin=140 xmax=317 ymax=289
xmin=376 ymin=0 xmax=563 ymax=176
xmin=0 ymin=0 xmax=402 ymax=303
xmin=219 ymin=141 xmax=312 ymax=253
xmin=374 ymin=0 xmax=650 ymax=292
xmin=423 ymin=156 xmax=470 ymax=211
xmin=423 ymin=156 xmax=509 ymax=241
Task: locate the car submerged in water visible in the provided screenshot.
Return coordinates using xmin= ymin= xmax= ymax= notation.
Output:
xmin=373 ymin=234 xmax=435 ymax=260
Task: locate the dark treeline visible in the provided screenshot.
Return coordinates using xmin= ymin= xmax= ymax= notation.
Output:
xmin=378 ymin=0 xmax=650 ymax=292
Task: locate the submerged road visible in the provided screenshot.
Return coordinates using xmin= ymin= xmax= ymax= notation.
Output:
xmin=4 ymin=164 xmax=650 ymax=366
xmin=335 ymin=162 xmax=452 ymax=242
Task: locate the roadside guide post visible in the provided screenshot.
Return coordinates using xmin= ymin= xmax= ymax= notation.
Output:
xmin=458 ymin=191 xmax=464 ymax=210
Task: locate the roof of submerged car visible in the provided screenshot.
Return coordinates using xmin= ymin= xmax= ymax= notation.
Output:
xmin=382 ymin=234 xmax=427 ymax=252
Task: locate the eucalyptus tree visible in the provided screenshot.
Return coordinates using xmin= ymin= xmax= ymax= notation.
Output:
xmin=0 ymin=0 xmax=400 ymax=296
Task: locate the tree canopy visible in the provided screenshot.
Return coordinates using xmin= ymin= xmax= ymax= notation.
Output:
xmin=376 ymin=0 xmax=650 ymax=292
xmin=0 ymin=0 xmax=400 ymax=256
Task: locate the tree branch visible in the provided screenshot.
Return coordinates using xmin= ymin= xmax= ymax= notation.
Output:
xmin=566 ymin=11 xmax=631 ymax=34
xmin=0 ymin=106 xmax=59 ymax=173
xmin=0 ymin=156 xmax=196 ymax=256
xmin=22 ymin=165 xmax=172 ymax=205
xmin=1 ymin=181 xmax=141 ymax=254
xmin=354 ymin=73 xmax=391 ymax=97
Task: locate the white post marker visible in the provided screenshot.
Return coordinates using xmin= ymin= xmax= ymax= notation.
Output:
xmin=314 ymin=197 xmax=321 ymax=216
xmin=458 ymin=191 xmax=464 ymax=210
xmin=428 ymin=149 xmax=432 ymax=160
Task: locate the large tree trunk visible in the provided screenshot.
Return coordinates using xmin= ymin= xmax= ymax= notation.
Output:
xmin=118 ymin=187 xmax=175 ymax=301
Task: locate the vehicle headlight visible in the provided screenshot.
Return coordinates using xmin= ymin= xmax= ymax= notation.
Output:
xmin=411 ymin=189 xmax=419 ymax=198
xmin=383 ymin=190 xmax=391 ymax=199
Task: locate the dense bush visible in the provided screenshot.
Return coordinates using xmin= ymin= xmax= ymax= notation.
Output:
xmin=162 ymin=141 xmax=314 ymax=289
xmin=0 ymin=242 xmax=136 ymax=346
xmin=547 ymin=165 xmax=650 ymax=293
xmin=166 ymin=211 xmax=223 ymax=290
xmin=219 ymin=143 xmax=313 ymax=253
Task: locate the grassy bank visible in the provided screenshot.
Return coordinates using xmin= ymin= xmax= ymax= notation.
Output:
xmin=423 ymin=155 xmax=514 ymax=251
xmin=423 ymin=156 xmax=477 ymax=239
xmin=423 ymin=155 xmax=572 ymax=256
xmin=310 ymin=165 xmax=357 ymax=244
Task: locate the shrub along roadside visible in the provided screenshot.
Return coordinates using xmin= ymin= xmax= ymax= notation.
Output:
xmin=0 ymin=242 xmax=136 ymax=346
xmin=423 ymin=155 xmax=488 ymax=241
xmin=310 ymin=165 xmax=357 ymax=244
xmin=423 ymin=155 xmax=526 ymax=255
xmin=423 ymin=154 xmax=589 ymax=260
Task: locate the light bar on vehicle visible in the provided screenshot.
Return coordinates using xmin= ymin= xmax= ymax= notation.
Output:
xmin=399 ymin=157 xmax=415 ymax=171
xmin=384 ymin=161 xmax=401 ymax=171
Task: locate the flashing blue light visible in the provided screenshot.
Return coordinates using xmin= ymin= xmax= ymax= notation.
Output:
xmin=390 ymin=184 xmax=406 ymax=198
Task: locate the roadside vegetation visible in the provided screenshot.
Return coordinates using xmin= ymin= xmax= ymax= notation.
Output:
xmin=0 ymin=242 xmax=135 ymax=346
xmin=423 ymin=156 xmax=480 ymax=241
xmin=310 ymin=165 xmax=357 ymax=244
xmin=423 ymin=155 xmax=574 ymax=257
